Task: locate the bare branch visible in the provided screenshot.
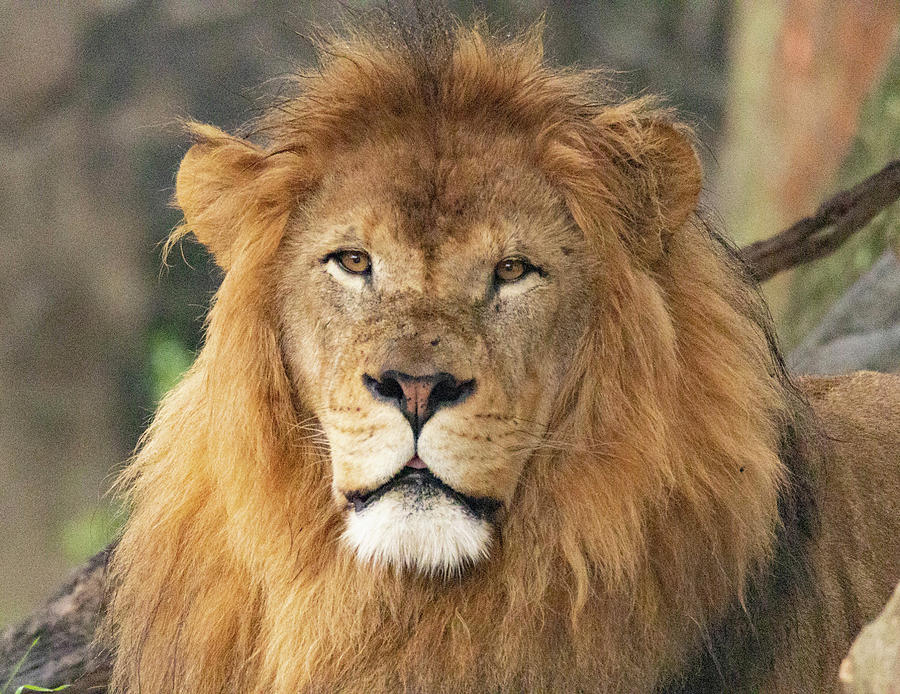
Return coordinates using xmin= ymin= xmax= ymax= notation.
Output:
xmin=740 ymin=160 xmax=900 ymax=282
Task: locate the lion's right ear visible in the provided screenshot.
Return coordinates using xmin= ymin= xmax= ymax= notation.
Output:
xmin=175 ymin=123 xmax=301 ymax=270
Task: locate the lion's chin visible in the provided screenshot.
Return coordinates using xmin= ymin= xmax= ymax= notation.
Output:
xmin=342 ymin=481 xmax=494 ymax=576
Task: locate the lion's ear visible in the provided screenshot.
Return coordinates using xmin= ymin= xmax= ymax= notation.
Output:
xmin=175 ymin=123 xmax=299 ymax=270
xmin=641 ymin=120 xmax=702 ymax=232
xmin=601 ymin=118 xmax=702 ymax=263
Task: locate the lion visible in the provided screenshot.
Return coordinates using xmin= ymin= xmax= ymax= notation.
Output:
xmin=102 ymin=10 xmax=900 ymax=694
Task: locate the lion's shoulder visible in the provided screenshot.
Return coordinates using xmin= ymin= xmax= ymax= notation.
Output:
xmin=798 ymin=371 xmax=900 ymax=415
xmin=797 ymin=371 xmax=900 ymax=526
xmin=764 ymin=371 xmax=900 ymax=691
xmin=798 ymin=371 xmax=900 ymax=459
xmin=683 ymin=372 xmax=900 ymax=693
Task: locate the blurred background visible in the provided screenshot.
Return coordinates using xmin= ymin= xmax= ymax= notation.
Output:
xmin=0 ymin=0 xmax=898 ymax=625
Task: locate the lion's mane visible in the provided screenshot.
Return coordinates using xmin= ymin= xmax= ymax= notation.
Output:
xmin=104 ymin=12 xmax=816 ymax=693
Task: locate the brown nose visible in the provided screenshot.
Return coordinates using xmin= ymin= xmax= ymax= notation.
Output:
xmin=363 ymin=371 xmax=475 ymax=438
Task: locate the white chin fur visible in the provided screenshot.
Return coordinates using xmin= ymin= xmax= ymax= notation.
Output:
xmin=342 ymin=489 xmax=492 ymax=576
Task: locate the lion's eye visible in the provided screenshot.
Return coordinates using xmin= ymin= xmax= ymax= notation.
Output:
xmin=495 ymin=257 xmax=528 ymax=283
xmin=335 ymin=250 xmax=371 ymax=275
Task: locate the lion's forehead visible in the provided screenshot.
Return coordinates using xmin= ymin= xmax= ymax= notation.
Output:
xmin=300 ymin=127 xmax=572 ymax=261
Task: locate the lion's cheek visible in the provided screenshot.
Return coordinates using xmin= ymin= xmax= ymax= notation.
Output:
xmin=417 ymin=423 xmax=529 ymax=505
xmin=320 ymin=407 xmax=415 ymax=498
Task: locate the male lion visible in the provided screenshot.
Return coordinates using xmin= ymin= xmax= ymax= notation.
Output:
xmin=103 ymin=11 xmax=900 ymax=694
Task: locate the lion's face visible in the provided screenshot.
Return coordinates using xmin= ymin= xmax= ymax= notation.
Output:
xmin=276 ymin=129 xmax=590 ymax=574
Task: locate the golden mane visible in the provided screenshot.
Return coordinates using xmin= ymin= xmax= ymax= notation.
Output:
xmin=104 ymin=13 xmax=807 ymax=693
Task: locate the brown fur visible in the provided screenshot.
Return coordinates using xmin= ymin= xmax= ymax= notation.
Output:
xmin=103 ymin=12 xmax=900 ymax=693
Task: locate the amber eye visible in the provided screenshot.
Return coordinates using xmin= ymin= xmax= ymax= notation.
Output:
xmin=495 ymin=257 xmax=528 ymax=283
xmin=335 ymin=250 xmax=371 ymax=275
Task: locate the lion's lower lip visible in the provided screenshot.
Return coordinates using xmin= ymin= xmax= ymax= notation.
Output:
xmin=344 ymin=467 xmax=502 ymax=519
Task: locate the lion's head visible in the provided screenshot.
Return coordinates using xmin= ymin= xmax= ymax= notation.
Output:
xmin=107 ymin=13 xmax=794 ymax=693
xmin=275 ymin=122 xmax=596 ymax=574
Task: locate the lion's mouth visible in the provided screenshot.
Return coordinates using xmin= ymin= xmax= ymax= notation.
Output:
xmin=344 ymin=461 xmax=502 ymax=520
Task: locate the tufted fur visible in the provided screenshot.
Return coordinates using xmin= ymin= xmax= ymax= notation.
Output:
xmin=102 ymin=10 xmax=900 ymax=693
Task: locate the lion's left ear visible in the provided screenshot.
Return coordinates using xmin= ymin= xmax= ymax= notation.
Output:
xmin=638 ymin=120 xmax=702 ymax=233
xmin=175 ymin=123 xmax=302 ymax=270
xmin=603 ymin=118 xmax=702 ymax=263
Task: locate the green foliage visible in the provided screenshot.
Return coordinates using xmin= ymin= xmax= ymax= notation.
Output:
xmin=52 ymin=324 xmax=196 ymax=566
xmin=51 ymin=320 xmax=195 ymax=573
xmin=58 ymin=504 xmax=121 ymax=565
xmin=148 ymin=327 xmax=194 ymax=403
xmin=0 ymin=638 xmax=70 ymax=694
xmin=783 ymin=49 xmax=900 ymax=347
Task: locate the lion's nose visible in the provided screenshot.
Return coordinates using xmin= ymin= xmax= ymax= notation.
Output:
xmin=363 ymin=370 xmax=475 ymax=438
